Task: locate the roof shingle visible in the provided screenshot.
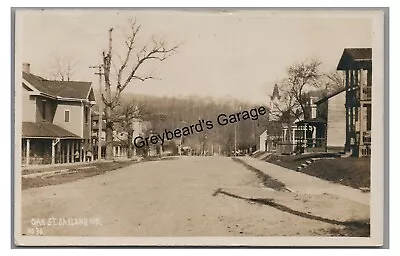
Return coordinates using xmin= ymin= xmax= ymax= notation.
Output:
xmin=22 ymin=122 xmax=81 ymax=139
xmin=337 ymin=48 xmax=372 ymax=70
xmin=23 ymin=72 xmax=92 ymax=99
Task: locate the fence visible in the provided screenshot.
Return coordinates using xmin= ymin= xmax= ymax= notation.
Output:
xmin=277 ymin=138 xmax=327 ymax=155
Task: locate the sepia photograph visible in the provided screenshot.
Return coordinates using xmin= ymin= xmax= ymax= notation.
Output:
xmin=13 ymin=8 xmax=385 ymax=246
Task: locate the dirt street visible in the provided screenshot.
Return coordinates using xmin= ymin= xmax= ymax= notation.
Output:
xmin=20 ymin=156 xmax=369 ymax=237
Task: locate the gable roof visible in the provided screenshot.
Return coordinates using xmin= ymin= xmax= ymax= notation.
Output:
xmin=337 ymin=48 xmax=372 ymax=70
xmin=315 ymin=88 xmax=346 ymax=105
xmin=23 ymin=72 xmax=93 ymax=100
xmin=22 ymin=122 xmax=81 ymax=139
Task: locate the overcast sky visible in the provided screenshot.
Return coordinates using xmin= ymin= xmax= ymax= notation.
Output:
xmin=18 ymin=9 xmax=373 ymax=103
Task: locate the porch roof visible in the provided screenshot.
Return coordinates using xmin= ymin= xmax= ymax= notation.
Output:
xmin=22 ymin=122 xmax=81 ymax=139
xmin=295 ymin=117 xmax=326 ymax=126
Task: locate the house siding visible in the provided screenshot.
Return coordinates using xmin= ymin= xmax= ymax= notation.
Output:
xmin=22 ymin=91 xmax=36 ymax=122
xmin=53 ymin=101 xmax=84 ymax=138
xmin=326 ymin=90 xmax=346 ymax=148
xmin=83 ymin=105 xmax=91 ymax=139
xmin=35 ymin=97 xmax=57 ymax=123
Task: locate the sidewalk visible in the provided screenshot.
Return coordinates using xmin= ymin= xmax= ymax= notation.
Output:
xmin=239 ymin=156 xmax=370 ymax=206
xmin=21 ymin=156 xmax=142 ymax=172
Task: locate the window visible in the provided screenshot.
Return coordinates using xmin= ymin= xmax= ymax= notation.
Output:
xmin=64 ymin=110 xmax=70 ymax=122
xmin=41 ymin=100 xmax=46 ymax=121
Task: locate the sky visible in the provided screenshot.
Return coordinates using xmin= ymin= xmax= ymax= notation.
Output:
xmin=17 ymin=9 xmax=374 ymax=104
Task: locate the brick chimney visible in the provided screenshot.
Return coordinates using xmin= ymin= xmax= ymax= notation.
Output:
xmin=22 ymin=63 xmax=31 ymax=74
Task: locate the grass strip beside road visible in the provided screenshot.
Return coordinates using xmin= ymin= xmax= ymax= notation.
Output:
xmin=263 ymin=154 xmax=370 ymax=189
xmin=231 ymin=157 xmax=289 ymax=192
xmin=21 ymin=160 xmax=139 ymax=190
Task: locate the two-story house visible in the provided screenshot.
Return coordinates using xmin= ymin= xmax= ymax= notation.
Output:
xmin=337 ymin=48 xmax=372 ymax=157
xmin=91 ymin=112 xmax=151 ymax=159
xmin=21 ymin=63 xmax=96 ymax=165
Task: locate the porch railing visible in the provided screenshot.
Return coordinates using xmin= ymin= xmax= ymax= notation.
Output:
xmin=277 ymin=138 xmax=326 ymax=154
xmin=360 ymin=86 xmax=372 ymax=101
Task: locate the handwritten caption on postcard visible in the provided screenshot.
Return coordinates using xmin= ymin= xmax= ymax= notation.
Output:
xmin=26 ymin=217 xmax=102 ymax=236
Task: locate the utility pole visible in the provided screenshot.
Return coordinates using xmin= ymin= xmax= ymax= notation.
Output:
xmin=234 ymin=106 xmax=242 ymax=156
xmin=103 ymin=27 xmax=114 ymax=160
xmin=89 ymin=64 xmax=104 ymax=162
xmin=234 ymin=125 xmax=237 ymax=156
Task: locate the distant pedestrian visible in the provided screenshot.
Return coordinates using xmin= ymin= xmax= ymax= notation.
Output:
xmin=74 ymin=150 xmax=80 ymax=162
xmin=86 ymin=150 xmax=93 ymax=162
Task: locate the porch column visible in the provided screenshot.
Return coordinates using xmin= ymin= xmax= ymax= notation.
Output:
xmin=292 ymin=128 xmax=296 ymax=152
xmin=51 ymin=140 xmax=56 ymax=164
xmin=60 ymin=141 xmax=63 ymax=163
xmin=67 ymin=141 xmax=70 ymax=163
xmin=292 ymin=128 xmax=296 ymax=142
xmin=83 ymin=141 xmax=87 ymax=162
xmin=113 ymin=146 xmax=116 ymax=157
xmin=71 ymin=141 xmax=75 ymax=163
xmin=80 ymin=141 xmax=83 ymax=162
xmin=324 ymin=123 xmax=328 ymax=152
xmin=26 ymin=139 xmax=30 ymax=165
xmin=359 ymin=104 xmax=364 ymax=148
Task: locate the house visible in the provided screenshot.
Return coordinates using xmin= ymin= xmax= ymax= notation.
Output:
xmin=256 ymin=84 xmax=284 ymax=153
xmin=259 ymin=130 xmax=268 ymax=152
xmin=91 ymin=112 xmax=106 ymax=160
xmin=314 ymin=88 xmax=347 ymax=152
xmin=337 ymin=48 xmax=372 ymax=157
xmin=91 ymin=113 xmax=151 ymax=159
xmin=21 ymin=63 xmax=95 ymax=165
xmin=293 ymin=96 xmax=327 ymax=153
xmin=258 ymin=122 xmax=282 ymax=153
xmin=284 ymin=48 xmax=371 ymax=157
xmin=278 ymin=91 xmax=327 ymax=154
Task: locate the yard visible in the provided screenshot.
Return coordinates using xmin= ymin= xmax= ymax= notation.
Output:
xmin=263 ymin=153 xmax=370 ymax=189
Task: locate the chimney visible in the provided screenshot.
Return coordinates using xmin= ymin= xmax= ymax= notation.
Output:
xmin=23 ymin=63 xmax=31 ymax=74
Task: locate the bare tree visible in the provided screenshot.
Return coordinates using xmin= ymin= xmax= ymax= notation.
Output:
xmin=324 ymin=71 xmax=345 ymax=93
xmin=101 ymin=18 xmax=180 ymax=160
xmin=50 ymin=56 xmax=78 ymax=81
xmin=270 ymin=59 xmax=322 ymax=141
xmin=286 ymin=59 xmax=322 ymax=116
xmin=113 ymin=99 xmax=149 ymax=158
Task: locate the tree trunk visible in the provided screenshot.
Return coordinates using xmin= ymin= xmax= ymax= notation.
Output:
xmin=104 ymin=106 xmax=114 ymax=160
xmin=127 ymin=132 xmax=133 ymax=159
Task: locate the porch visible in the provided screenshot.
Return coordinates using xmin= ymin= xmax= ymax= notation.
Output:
xmin=277 ymin=118 xmax=327 ymax=155
xmin=21 ymin=122 xmax=89 ymax=166
xmin=21 ymin=138 xmax=86 ymax=166
xmin=295 ymin=117 xmax=327 ymax=153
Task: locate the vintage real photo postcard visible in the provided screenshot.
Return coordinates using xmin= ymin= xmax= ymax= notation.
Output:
xmin=13 ymin=8 xmax=386 ymax=246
